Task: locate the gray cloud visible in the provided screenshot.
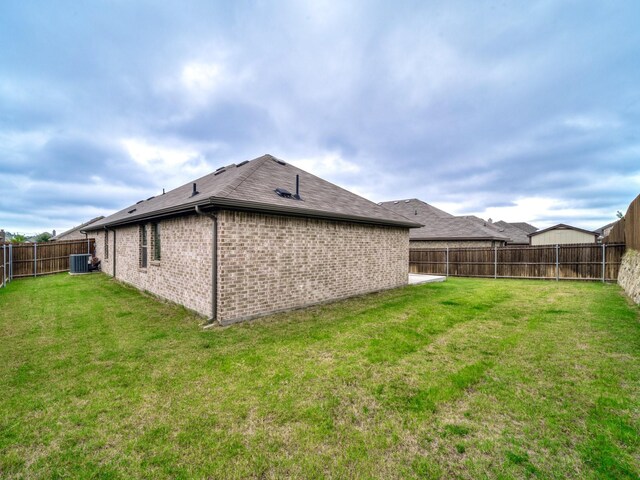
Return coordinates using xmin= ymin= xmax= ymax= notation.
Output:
xmin=0 ymin=0 xmax=639 ymax=233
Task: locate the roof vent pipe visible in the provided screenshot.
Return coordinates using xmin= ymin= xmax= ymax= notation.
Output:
xmin=294 ymin=175 xmax=300 ymax=200
xmin=191 ymin=183 xmax=199 ymax=197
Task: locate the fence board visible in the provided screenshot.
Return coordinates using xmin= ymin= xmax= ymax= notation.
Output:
xmin=0 ymin=239 xmax=95 ymax=283
xmin=626 ymin=194 xmax=640 ymax=251
xmin=410 ymin=243 xmax=625 ymax=282
xmin=604 ymin=218 xmax=625 ymax=244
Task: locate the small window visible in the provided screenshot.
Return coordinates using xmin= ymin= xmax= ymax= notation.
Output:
xmin=105 ymin=230 xmax=109 ymax=259
xmin=151 ymin=223 xmax=161 ymax=261
xmin=139 ymin=225 xmax=148 ymax=268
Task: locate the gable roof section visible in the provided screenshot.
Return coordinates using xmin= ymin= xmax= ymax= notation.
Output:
xmin=52 ymin=216 xmax=105 ymax=240
xmin=509 ymin=222 xmax=538 ymax=234
xmin=87 ymin=155 xmax=421 ymax=230
xmin=493 ymin=220 xmax=532 ymax=244
xmin=379 ymin=198 xmax=454 ymax=219
xmin=528 ymin=223 xmax=598 ymax=238
xmin=595 ymin=221 xmax=617 ymax=236
xmin=380 ymin=199 xmax=509 ymax=241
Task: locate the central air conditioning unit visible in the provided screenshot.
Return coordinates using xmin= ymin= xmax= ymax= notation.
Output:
xmin=69 ymin=254 xmax=91 ymax=275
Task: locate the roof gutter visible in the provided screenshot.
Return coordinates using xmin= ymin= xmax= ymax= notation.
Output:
xmin=195 ymin=205 xmax=218 ymax=325
xmin=207 ymin=197 xmax=423 ymax=228
xmin=85 ymin=196 xmax=422 ymax=231
xmin=84 ymin=200 xmax=209 ymax=231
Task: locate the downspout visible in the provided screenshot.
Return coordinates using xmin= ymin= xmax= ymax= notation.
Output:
xmin=195 ymin=205 xmax=218 ymax=324
xmin=80 ymin=229 xmax=92 ymax=268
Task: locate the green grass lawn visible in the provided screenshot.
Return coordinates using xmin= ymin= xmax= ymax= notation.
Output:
xmin=0 ymin=274 xmax=639 ymax=479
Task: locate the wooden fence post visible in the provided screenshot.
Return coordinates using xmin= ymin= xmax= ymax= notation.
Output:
xmin=602 ymin=243 xmax=606 ymax=283
xmin=9 ymin=243 xmax=12 ymax=282
xmin=555 ymin=244 xmax=559 ymax=281
xmin=494 ymin=245 xmax=498 ymax=279
xmin=33 ymin=243 xmax=37 ymax=277
xmin=446 ymin=246 xmax=449 ymax=278
xmin=2 ymin=244 xmax=5 ymax=288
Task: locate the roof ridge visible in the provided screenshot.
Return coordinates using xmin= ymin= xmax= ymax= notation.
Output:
xmin=215 ymin=155 xmax=271 ymax=198
xmin=460 ymin=216 xmax=510 ymax=239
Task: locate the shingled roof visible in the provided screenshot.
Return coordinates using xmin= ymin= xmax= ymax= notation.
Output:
xmin=86 ymin=155 xmax=421 ymax=230
xmin=379 ymin=199 xmax=509 ymax=241
xmin=528 ymin=223 xmax=598 ymax=238
xmin=51 ymin=216 xmax=105 ymax=240
xmin=509 ymin=222 xmax=538 ymax=234
xmin=492 ymin=221 xmax=531 ymax=244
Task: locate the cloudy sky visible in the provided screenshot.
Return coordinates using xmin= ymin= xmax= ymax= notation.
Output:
xmin=1 ymin=1 xmax=639 ymax=234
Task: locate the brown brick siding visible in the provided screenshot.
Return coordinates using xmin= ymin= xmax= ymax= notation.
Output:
xmin=94 ymin=211 xmax=409 ymax=325
xmin=94 ymin=215 xmax=213 ymax=317
xmin=216 ymin=211 xmax=409 ymax=324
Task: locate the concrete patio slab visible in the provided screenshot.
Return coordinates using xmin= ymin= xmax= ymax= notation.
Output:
xmin=408 ymin=273 xmax=447 ymax=285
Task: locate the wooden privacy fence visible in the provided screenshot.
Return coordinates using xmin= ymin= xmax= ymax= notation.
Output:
xmin=410 ymin=243 xmax=626 ymax=282
xmin=1 ymin=239 xmax=95 ymax=287
xmin=624 ymin=193 xmax=640 ymax=250
xmin=604 ymin=192 xmax=640 ymax=250
xmin=1 ymin=243 xmax=9 ymax=288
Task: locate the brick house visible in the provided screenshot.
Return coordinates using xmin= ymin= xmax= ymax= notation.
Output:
xmin=380 ymin=199 xmax=509 ymax=248
xmin=85 ymin=155 xmax=421 ymax=325
xmin=51 ymin=216 xmax=105 ymax=242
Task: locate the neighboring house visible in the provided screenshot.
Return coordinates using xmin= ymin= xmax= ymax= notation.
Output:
xmin=492 ymin=221 xmax=536 ymax=245
xmin=379 ymin=199 xmax=509 ymax=248
xmin=51 ymin=216 xmax=105 ymax=242
xmin=596 ymin=221 xmax=617 ymax=239
xmin=528 ymin=224 xmax=598 ymax=245
xmin=509 ymin=222 xmax=538 ymax=235
xmin=85 ymin=154 xmax=421 ymax=325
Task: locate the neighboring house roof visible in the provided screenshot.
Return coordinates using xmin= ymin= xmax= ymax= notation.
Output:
xmin=528 ymin=223 xmax=598 ymax=238
xmin=509 ymin=222 xmax=538 ymax=234
xmin=379 ymin=199 xmax=509 ymax=241
xmin=86 ymin=155 xmax=422 ymax=230
xmin=492 ymin=221 xmax=532 ymax=244
xmin=52 ymin=216 xmax=105 ymax=240
xmin=381 ymin=198 xmax=454 ymax=219
xmin=595 ymin=221 xmax=617 ymax=237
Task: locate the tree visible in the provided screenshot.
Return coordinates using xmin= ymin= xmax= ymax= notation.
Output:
xmin=34 ymin=232 xmax=52 ymax=243
xmin=11 ymin=234 xmax=27 ymax=244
